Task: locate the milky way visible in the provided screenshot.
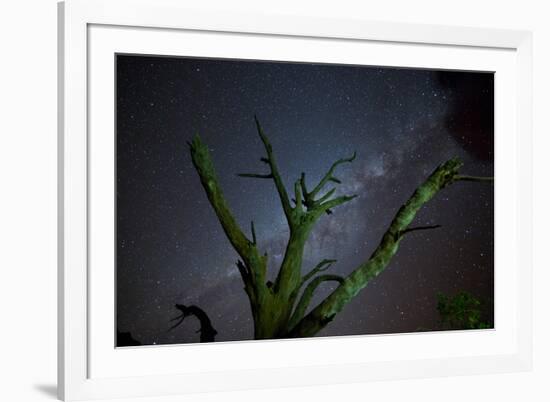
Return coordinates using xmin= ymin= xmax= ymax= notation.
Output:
xmin=116 ymin=55 xmax=494 ymax=345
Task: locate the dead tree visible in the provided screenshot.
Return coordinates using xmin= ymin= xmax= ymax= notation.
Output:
xmin=189 ymin=116 xmax=493 ymax=339
xmin=169 ymin=304 xmax=218 ymax=343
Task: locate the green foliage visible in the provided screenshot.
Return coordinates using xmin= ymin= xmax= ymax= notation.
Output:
xmin=436 ymin=291 xmax=492 ymax=330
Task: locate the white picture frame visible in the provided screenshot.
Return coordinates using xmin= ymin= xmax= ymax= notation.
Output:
xmin=58 ymin=0 xmax=533 ymax=400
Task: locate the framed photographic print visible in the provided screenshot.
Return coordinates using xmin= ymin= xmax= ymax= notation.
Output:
xmin=58 ymin=0 xmax=533 ymax=400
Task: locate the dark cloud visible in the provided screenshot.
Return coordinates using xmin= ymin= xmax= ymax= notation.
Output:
xmin=436 ymin=71 xmax=494 ymax=160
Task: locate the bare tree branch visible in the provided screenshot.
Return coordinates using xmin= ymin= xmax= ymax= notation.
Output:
xmin=294 ymin=179 xmax=303 ymax=210
xmin=254 ymin=116 xmax=293 ymax=222
xmin=288 ymin=274 xmax=344 ymax=331
xmin=318 ymin=194 xmax=358 ymax=213
xmin=293 ymin=152 xmax=357 ymax=215
xmin=168 ymin=304 xmax=218 ymax=343
xmin=310 ymin=152 xmax=356 ymax=198
xmin=453 ymin=175 xmax=494 ymax=183
xmin=250 ymin=221 xmax=257 ymax=245
xmin=237 ymin=173 xmax=274 ymax=179
xmin=301 ymin=259 xmax=337 ymax=285
xmin=189 ymin=135 xmax=269 ymax=294
xmin=189 ymin=136 xmax=252 ymax=258
xmin=398 ymin=224 xmax=442 ymax=239
xmin=236 ymin=260 xmax=249 ymax=281
xmin=300 ymin=172 xmax=309 ymax=204
xmin=316 ymin=188 xmax=336 ymax=204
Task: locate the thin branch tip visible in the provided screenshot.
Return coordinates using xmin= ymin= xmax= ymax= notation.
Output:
xmin=237 ymin=173 xmax=274 ymax=179
xmin=250 ymin=221 xmax=257 ymax=245
xmin=454 ymin=175 xmax=494 ymax=183
xmin=397 ymin=224 xmax=442 ymax=241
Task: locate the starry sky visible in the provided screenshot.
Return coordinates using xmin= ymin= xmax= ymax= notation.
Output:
xmin=116 ymin=54 xmax=494 ymax=346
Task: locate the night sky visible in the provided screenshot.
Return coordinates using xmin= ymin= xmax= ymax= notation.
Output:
xmin=116 ymin=54 xmax=494 ymax=346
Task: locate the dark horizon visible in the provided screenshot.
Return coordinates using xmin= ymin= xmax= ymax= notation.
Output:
xmin=116 ymin=54 xmax=494 ymax=346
